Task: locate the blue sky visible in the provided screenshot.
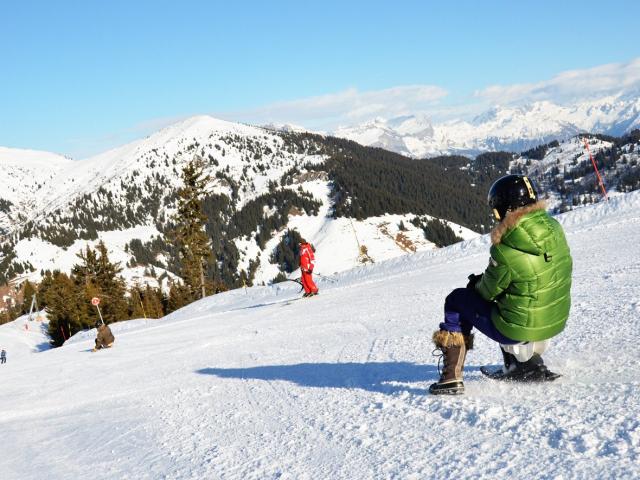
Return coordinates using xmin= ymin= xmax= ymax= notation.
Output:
xmin=1 ymin=0 xmax=639 ymax=158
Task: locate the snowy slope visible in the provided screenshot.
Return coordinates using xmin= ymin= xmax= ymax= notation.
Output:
xmin=250 ymin=180 xmax=477 ymax=283
xmin=0 ymin=115 xmax=479 ymax=288
xmin=12 ymin=225 xmax=179 ymax=289
xmin=0 ymin=115 xmax=324 ymax=237
xmin=0 ymin=312 xmax=50 ymax=361
xmin=1 ymin=191 xmax=639 ymax=479
xmin=334 ymin=93 xmax=640 ymax=157
xmin=0 ymin=147 xmax=72 ymax=234
xmin=509 ymin=134 xmax=640 ymax=213
xmin=21 ymin=116 xmax=308 ymax=222
xmin=5 ymin=172 xmax=474 ymax=288
xmin=0 ymin=116 xmax=330 ymax=285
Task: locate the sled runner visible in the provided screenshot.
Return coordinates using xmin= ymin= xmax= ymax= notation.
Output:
xmin=480 ymin=362 xmax=561 ymax=382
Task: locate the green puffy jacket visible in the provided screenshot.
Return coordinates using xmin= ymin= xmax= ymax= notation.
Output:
xmin=475 ymin=202 xmax=572 ymax=342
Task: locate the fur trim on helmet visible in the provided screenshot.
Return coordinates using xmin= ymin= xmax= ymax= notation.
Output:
xmin=464 ymin=333 xmax=474 ymax=350
xmin=491 ymin=200 xmax=547 ymax=245
xmin=432 ymin=330 xmax=465 ymax=348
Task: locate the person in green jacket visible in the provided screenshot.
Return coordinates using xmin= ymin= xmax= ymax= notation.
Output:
xmin=430 ymin=175 xmax=572 ymax=395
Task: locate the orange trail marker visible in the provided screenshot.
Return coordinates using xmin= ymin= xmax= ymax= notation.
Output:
xmin=582 ymin=137 xmax=609 ymax=201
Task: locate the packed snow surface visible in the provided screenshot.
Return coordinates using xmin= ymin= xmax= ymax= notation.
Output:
xmin=1 ymin=192 xmax=640 ymax=479
xmin=0 ymin=312 xmax=50 ymax=361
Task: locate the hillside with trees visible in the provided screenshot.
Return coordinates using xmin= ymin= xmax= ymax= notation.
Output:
xmin=2 ymin=119 xmax=639 ymax=335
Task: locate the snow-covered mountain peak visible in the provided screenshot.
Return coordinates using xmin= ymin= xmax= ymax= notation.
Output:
xmin=470 ymin=104 xmax=505 ymax=124
xmin=262 ymin=122 xmax=309 ymax=133
xmin=0 ymin=146 xmax=72 ymax=169
xmin=149 ymin=114 xmax=266 ymax=142
xmin=0 ymin=113 xmax=487 ymax=290
xmin=333 ymin=115 xmax=439 ymax=158
xmin=387 ymin=114 xmax=434 ymax=137
xmin=0 ymin=147 xmax=75 ymax=232
xmin=333 ymin=93 xmax=640 ymax=157
xmin=80 ymin=115 xmax=266 ymax=166
xmin=340 ymin=114 xmax=434 ymax=137
xmin=98 ymin=115 xmax=269 ymax=163
xmin=0 ymin=116 xmax=296 ymax=250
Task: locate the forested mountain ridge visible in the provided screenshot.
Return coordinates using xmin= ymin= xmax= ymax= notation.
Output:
xmin=0 ymin=116 xmax=483 ymax=291
xmin=2 ymin=116 xmax=636 ymax=299
xmin=511 ymin=130 xmax=640 ymax=210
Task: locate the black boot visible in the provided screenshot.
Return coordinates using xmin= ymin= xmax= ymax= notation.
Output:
xmin=505 ymin=353 xmax=555 ymax=381
xmin=429 ymin=331 xmax=466 ymax=395
xmin=481 ymin=348 xmax=560 ymax=382
xmin=501 ymin=347 xmax=518 ymax=372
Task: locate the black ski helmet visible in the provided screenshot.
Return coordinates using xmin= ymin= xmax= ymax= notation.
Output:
xmin=488 ymin=175 xmax=538 ymax=220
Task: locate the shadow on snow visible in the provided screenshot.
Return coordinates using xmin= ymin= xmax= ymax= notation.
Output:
xmin=196 ymin=362 xmax=442 ymax=395
xmin=34 ymin=341 xmax=52 ymax=352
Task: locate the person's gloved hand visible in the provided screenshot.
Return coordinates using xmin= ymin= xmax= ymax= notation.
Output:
xmin=466 ymin=273 xmax=483 ymax=289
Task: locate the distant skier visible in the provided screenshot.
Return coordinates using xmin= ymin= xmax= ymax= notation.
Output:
xmin=1 ymin=349 xmax=6 ymax=364
xmin=430 ymin=175 xmax=572 ymax=395
xmin=93 ymin=322 xmax=115 ymax=352
xmin=299 ymin=239 xmax=319 ymax=297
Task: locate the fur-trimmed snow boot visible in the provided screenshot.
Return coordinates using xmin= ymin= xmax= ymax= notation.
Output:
xmin=429 ymin=330 xmax=469 ymax=395
xmin=464 ymin=333 xmax=474 ymax=361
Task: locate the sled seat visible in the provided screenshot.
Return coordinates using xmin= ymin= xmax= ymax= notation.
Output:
xmin=500 ymin=339 xmax=550 ymax=362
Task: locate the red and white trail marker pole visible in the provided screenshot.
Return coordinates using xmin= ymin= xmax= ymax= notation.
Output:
xmin=91 ymin=297 xmax=105 ymax=325
xmin=583 ymin=137 xmax=609 ymax=201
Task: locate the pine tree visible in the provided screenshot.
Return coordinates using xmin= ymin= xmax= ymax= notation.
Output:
xmin=71 ymin=242 xmax=128 ymax=326
xmin=423 ymin=219 xmax=463 ymax=248
xmin=270 ymin=229 xmax=304 ymax=274
xmin=172 ymin=156 xmax=214 ymax=300
xmin=37 ymin=270 xmax=55 ymax=310
xmin=167 ymin=282 xmax=192 ymax=313
xmin=128 ymin=286 xmax=147 ymax=319
xmin=44 ymin=271 xmax=88 ymax=346
xmin=142 ymin=285 xmax=165 ymax=318
xmin=93 ymin=242 xmax=128 ymax=324
xmin=129 ymin=285 xmax=165 ymax=319
xmin=72 ymin=246 xmax=100 ymax=287
xmin=20 ymin=280 xmax=37 ymax=315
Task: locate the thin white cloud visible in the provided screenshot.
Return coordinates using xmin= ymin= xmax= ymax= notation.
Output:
xmin=229 ymin=85 xmax=449 ymax=129
xmin=475 ymin=57 xmax=640 ymax=105
xmin=231 ymin=58 xmax=640 ymax=130
xmin=66 ymin=57 xmax=640 ymax=157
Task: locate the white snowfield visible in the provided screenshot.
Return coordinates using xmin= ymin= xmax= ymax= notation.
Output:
xmin=0 ymin=312 xmax=50 ymax=362
xmin=13 ymin=225 xmax=179 ymax=290
xmin=0 ymin=147 xmax=72 ymax=234
xmin=1 ymin=192 xmax=639 ymax=479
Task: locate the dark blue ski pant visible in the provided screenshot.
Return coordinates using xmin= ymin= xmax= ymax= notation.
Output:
xmin=440 ymin=288 xmax=519 ymax=344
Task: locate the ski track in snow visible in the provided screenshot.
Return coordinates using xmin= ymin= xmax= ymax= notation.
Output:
xmin=1 ymin=193 xmax=640 ymax=479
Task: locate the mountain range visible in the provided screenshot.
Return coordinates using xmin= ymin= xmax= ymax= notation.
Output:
xmin=0 ymin=116 xmax=482 ymax=293
xmin=0 ymin=102 xmax=639 ymax=296
xmin=332 ymin=92 xmax=640 ymax=157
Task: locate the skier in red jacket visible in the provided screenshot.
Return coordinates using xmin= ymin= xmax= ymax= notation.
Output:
xmin=299 ymin=240 xmax=319 ymax=297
